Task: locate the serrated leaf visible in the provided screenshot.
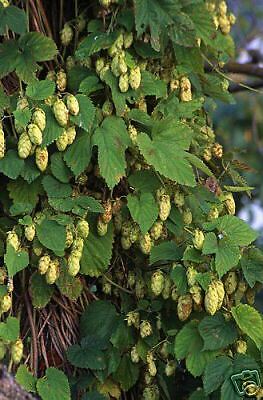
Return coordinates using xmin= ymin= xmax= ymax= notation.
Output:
xmin=0 ymin=5 xmax=27 ymax=34
xmin=41 ymin=105 xmax=64 ymax=146
xmin=76 ymin=31 xmax=118 ymax=58
xmin=20 ymin=158 xmax=41 ymax=183
xmin=19 ymin=32 xmax=57 ymax=62
xmin=186 ymin=4 xmax=215 ymax=46
xmin=203 ymin=356 xmax=233 ymax=395
xmin=36 ymin=218 xmax=66 ymax=256
xmin=13 ymin=108 xmax=32 ymax=128
xmin=30 ymin=272 xmax=54 ymax=308
xmin=170 ymin=264 xmax=187 ymax=295
xmin=26 ymin=80 xmax=55 ymax=100
xmin=42 ymin=175 xmax=72 ymax=199
xmin=67 ymin=336 xmax=106 ymax=370
xmin=137 ymin=120 xmax=196 ymax=187
xmin=16 ymin=365 xmax=37 ymax=393
xmin=231 ymin=304 xmax=263 ymax=350
xmin=220 ymin=379 xmax=240 ymax=400
xmin=7 ymin=177 xmax=41 ymax=215
xmin=93 ymin=116 xmax=131 ymax=189
xmin=50 ymin=153 xmax=72 ymax=183
xmin=64 ymin=130 xmax=93 ymax=176
xmin=0 ymin=316 xmax=20 ymax=341
xmin=0 ymin=150 xmax=24 ymax=179
xmin=81 ymin=220 xmax=114 ymax=277
xmin=141 ymin=71 xmax=167 ymax=98
xmin=150 ymin=241 xmax=183 ymax=264
xmin=128 ymin=170 xmax=161 ymax=193
xmin=80 ymin=300 xmax=119 ymax=341
xmin=189 ymin=389 xmax=208 ymax=400
xmin=186 ymin=153 xmax=213 ymax=177
xmin=4 ymin=244 xmax=29 ymax=277
xmin=110 ymin=320 xmax=134 ymax=352
xmin=56 ymin=269 xmax=83 ymax=300
xmin=113 ymin=354 xmax=139 ymax=391
xmin=195 ymin=272 xmax=212 ymax=291
xmin=127 ymin=192 xmax=158 ymax=234
xmin=79 ymin=75 xmax=104 ymax=95
xmin=36 ymin=368 xmax=70 ymax=400
xmin=70 ymin=94 xmax=95 ymax=132
xmin=198 ymin=313 xmax=238 ymax=351
xmin=241 ymin=248 xmax=263 ymax=287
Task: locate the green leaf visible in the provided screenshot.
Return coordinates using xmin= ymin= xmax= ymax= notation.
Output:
xmin=0 ymin=85 xmax=10 ymax=113
xmin=220 ymin=379 xmax=240 ymax=400
xmin=76 ymin=31 xmax=118 ymax=58
xmin=186 ymin=153 xmax=213 ymax=177
xmin=56 ymin=269 xmax=83 ymax=300
xmin=16 ymin=365 xmax=37 ymax=393
xmin=0 ymin=5 xmax=27 ymax=34
xmin=79 ymin=75 xmax=104 ymax=95
xmin=189 ymin=389 xmax=208 ymax=400
xmin=64 ymin=130 xmax=93 ymax=176
xmin=19 ymin=32 xmax=57 ymax=62
xmin=141 ymin=71 xmax=167 ymax=98
xmin=168 ymin=13 xmax=196 ymax=47
xmin=186 ymin=4 xmax=215 ymax=46
xmin=203 ymin=356 xmax=233 ymax=395
xmin=36 ymin=368 xmax=70 ymax=400
xmin=170 ymin=264 xmax=187 ymax=295
xmin=42 ymin=175 xmax=72 ymax=199
xmin=113 ymin=354 xmax=139 ymax=391
xmin=20 ymin=158 xmax=41 ymax=183
xmin=4 ymin=244 xmax=29 ymax=277
xmin=198 ymin=313 xmax=238 ymax=351
xmin=7 ymin=177 xmax=41 ymax=215
xmin=110 ymin=320 xmax=134 ymax=351
xmin=231 ymin=304 xmax=263 ymax=350
xmin=0 ymin=316 xmax=20 ymax=341
xmin=93 ymin=116 xmax=131 ymax=189
xmin=127 ymin=192 xmax=158 ymax=235
xmin=81 ymin=220 xmax=114 ymax=277
xmin=36 ymin=218 xmax=66 ymax=256
xmin=67 ymin=336 xmax=106 ymax=370
xmin=0 ymin=150 xmax=24 ymax=179
xmin=137 ymin=120 xmax=196 ymax=187
xmin=241 ymin=248 xmax=263 ymax=287
xmin=70 ymin=94 xmax=95 ymax=132
xmin=50 ymin=153 xmax=72 ymax=183
xmin=195 ymin=272 xmax=212 ymax=291
xmin=80 ymin=300 xmax=119 ymax=341
xmin=202 ymin=232 xmax=217 ymax=255
xmin=0 ymin=40 xmax=20 ymax=79
xmin=128 ymin=170 xmax=161 ymax=193
xmin=41 ymin=105 xmax=64 ymax=146
xmin=30 ymin=272 xmax=54 ymax=308
xmin=82 ymin=393 xmax=107 ymax=400
xmin=13 ymin=108 xmax=32 ymax=129
xmin=26 ymin=80 xmax=55 ymax=100
xmin=150 ymin=242 xmax=183 ymax=265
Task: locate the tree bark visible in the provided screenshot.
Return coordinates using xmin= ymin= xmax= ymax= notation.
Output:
xmin=0 ymin=365 xmax=36 ymax=400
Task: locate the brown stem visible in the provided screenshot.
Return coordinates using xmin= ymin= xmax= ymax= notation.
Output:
xmin=24 ymin=293 xmax=38 ymax=375
xmin=206 ymin=61 xmax=263 ymax=79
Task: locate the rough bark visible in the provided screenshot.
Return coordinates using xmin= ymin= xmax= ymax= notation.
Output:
xmin=0 ymin=365 xmax=36 ymax=400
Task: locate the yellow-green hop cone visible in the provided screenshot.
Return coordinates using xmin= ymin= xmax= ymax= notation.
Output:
xmin=11 ymin=339 xmax=23 ymax=364
xmin=224 ymin=193 xmax=235 ymax=215
xmin=158 ymin=195 xmax=171 ymax=221
xmin=236 ymin=339 xmax=247 ymax=354
xmin=53 ymin=100 xmax=69 ymax=127
xmin=56 ymin=130 xmax=68 ymax=151
xmin=208 ymin=206 xmax=219 ymax=220
xmin=214 ymin=280 xmax=225 ymax=310
xmin=127 ymin=271 xmax=136 ymax=288
xmin=126 ymin=311 xmax=140 ymax=329
xmin=66 ymin=94 xmax=79 ymax=116
xmin=147 ymin=361 xmax=157 ymax=377
xmin=171 ymin=286 xmax=179 ymax=301
xmin=119 ymin=73 xmax=129 ymax=93
xmin=130 ymin=345 xmax=140 ymax=363
xmin=190 ymin=284 xmax=202 ymax=306
xmin=35 ymin=146 xmax=48 ymax=172
xmin=95 ymin=57 xmax=105 ymax=74
xmin=203 ymin=147 xmax=212 ymax=162
xmin=183 ymin=208 xmax=192 ymax=225
xmin=143 ymin=385 xmax=160 ymax=400
xmin=0 ymin=268 xmax=7 ymax=285
xmin=27 ymin=123 xmax=43 ymax=145
xmin=46 ymin=260 xmax=60 ymax=284
xmin=135 ymin=278 xmax=145 ymax=299
xmin=165 ymin=361 xmax=176 ymax=377
xmin=18 ymin=132 xmax=32 ymax=159
xmin=119 ymin=56 xmax=128 ymax=75
xmin=128 ymin=123 xmax=138 ymax=145
xmin=139 ymin=233 xmax=152 ymax=255
xmin=38 ymin=254 xmax=51 ymax=275
xmin=102 ymin=99 xmax=114 ymax=116
xmin=32 ymin=108 xmax=46 ymax=131
xmin=204 ymin=283 xmax=219 ymax=315
xmin=0 ymin=0 xmax=9 ymax=7
xmin=129 ymin=66 xmax=141 ymax=90
xmin=72 ymin=237 xmax=84 ymax=258
xmin=60 ymin=23 xmax=73 ymax=46
xmin=151 ymin=270 xmax=165 ymax=296
xmin=99 ymin=0 xmax=111 ymax=7
xmin=24 ymin=224 xmax=36 ymax=242
xmin=65 ymin=226 xmax=74 ymax=248
xmin=193 ymin=229 xmax=205 ymax=250
xmin=212 ymin=142 xmax=223 ymax=159
xmin=0 ymin=294 xmax=12 ymax=313
xmin=186 ymin=266 xmax=198 ymax=287
xmin=123 ymin=31 xmax=133 ymax=49
xmin=0 ymin=341 xmax=6 ymax=360
xmin=56 ymin=70 xmax=67 ymax=92
xmin=68 ymin=254 xmax=80 ymax=277
xmin=66 ymin=126 xmax=76 ymax=145
xmin=180 ymin=77 xmax=192 ymax=102
xmin=66 ymin=56 xmax=75 ymax=71
xmin=246 ymin=288 xmax=256 ymax=305
xmin=150 ymin=220 xmax=163 ymax=241
xmin=140 ymin=320 xmax=152 ymax=338
xmin=177 ymin=294 xmax=193 ymax=321
xmin=162 ymin=276 xmax=172 ymax=300
xmin=224 ymin=271 xmax=238 ymax=295
xmin=173 ymin=190 xmax=185 ymax=207
xmin=97 ymin=217 xmax=108 ymax=237
xmin=6 ymin=231 xmax=20 ymax=251
xmin=0 ymin=127 xmax=5 ymax=159
xmin=76 ymin=220 xmax=89 ymax=239
xmin=76 ymin=13 xmax=86 ymax=32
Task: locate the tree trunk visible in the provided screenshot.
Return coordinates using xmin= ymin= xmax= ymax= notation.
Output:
xmin=0 ymin=365 xmax=36 ymax=400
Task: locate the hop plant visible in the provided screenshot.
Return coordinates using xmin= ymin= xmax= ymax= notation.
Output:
xmin=177 ymin=294 xmax=193 ymax=321
xmin=18 ymin=132 xmax=32 ymax=159
xmin=53 ymin=100 xmax=69 ymax=127
xmin=11 ymin=339 xmax=23 ymax=364
xmin=129 ymin=66 xmax=141 ymax=90
xmin=235 ymin=339 xmax=247 ymax=354
xmin=193 ymin=229 xmax=205 ymax=250
xmin=72 ymin=237 xmax=84 ymax=258
xmin=66 ymin=94 xmax=80 ymax=116
xmin=0 ymin=268 xmax=7 ymax=285
xmin=38 ymin=254 xmax=51 ymax=275
xmin=173 ymin=190 xmax=185 ymax=207
xmin=128 ymin=123 xmax=138 ymax=145
xmin=97 ymin=217 xmax=108 ymax=236
xmin=165 ymin=361 xmax=176 ymax=377
xmin=32 ymin=108 xmax=46 ymax=131
xmin=60 ymin=23 xmax=73 ymax=46
xmin=66 ymin=126 xmax=77 ymax=145
xmin=208 ymin=206 xmax=219 ymax=220
xmin=119 ymin=73 xmax=129 ymax=93
xmin=183 ymin=208 xmax=192 ymax=225
xmin=130 ymin=345 xmax=140 ymax=363
xmin=224 ymin=271 xmax=238 ymax=295
xmin=139 ymin=233 xmax=152 ymax=255
xmin=76 ymin=220 xmax=89 ymax=239
xmin=6 ymin=231 xmax=20 ymax=251
xmin=56 ymin=70 xmax=67 ymax=92
xmin=147 ymin=353 xmax=157 ymax=377
xmin=0 ymin=125 xmax=5 ymax=159
xmin=212 ymin=142 xmax=223 ymax=159
xmin=214 ymin=280 xmax=225 ymax=310
xmin=46 ymin=260 xmax=60 ymax=284
xmin=102 ymin=99 xmax=114 ymax=116
xmin=126 ymin=311 xmax=140 ymax=329
xmin=140 ymin=320 xmax=152 ymax=338
xmin=143 ymin=385 xmax=160 ymax=400
xmin=0 ymin=341 xmax=6 ymax=360
xmin=35 ymin=146 xmax=48 ymax=172
xmin=123 ymin=31 xmax=133 ymax=49
xmin=186 ymin=265 xmax=198 ymax=287
xmin=204 ymin=283 xmax=219 ymax=315
xmin=56 ymin=130 xmax=68 ymax=151
xmin=151 ymin=270 xmax=165 ymax=296
xmin=24 ymin=224 xmax=36 ymax=242
xmin=162 ymin=276 xmax=172 ymax=300
xmin=180 ymin=77 xmax=192 ymax=102
xmin=27 ymin=123 xmax=43 ymax=145
xmin=0 ymin=294 xmax=12 ymax=313
xmin=189 ymin=284 xmax=202 ymax=306
xmin=158 ymin=195 xmax=171 ymax=221
xmin=68 ymin=254 xmax=80 ymax=276
xmin=150 ymin=220 xmax=163 ymax=241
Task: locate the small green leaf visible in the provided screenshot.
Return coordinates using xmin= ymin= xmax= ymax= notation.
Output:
xmin=231 ymin=304 xmax=263 ymax=350
xmin=36 ymin=367 xmax=70 ymax=400
xmin=19 ymin=32 xmax=57 ymax=62
xmin=16 ymin=365 xmax=37 ymax=393
xmin=241 ymin=248 xmax=263 ymax=287
xmin=113 ymin=354 xmax=139 ymax=391
xmin=50 ymin=153 xmax=72 ymax=183
xmin=13 ymin=108 xmax=32 ymax=128
xmin=127 ymin=192 xmax=158 ymax=235
xmin=64 ymin=130 xmax=93 ymax=176
xmin=0 ymin=5 xmax=27 ymax=34
xmin=70 ymin=94 xmax=95 ymax=132
xmin=42 ymin=175 xmax=72 ymax=199
xmin=4 ymin=244 xmax=29 ymax=277
xmin=67 ymin=336 xmax=107 ymax=370
xmin=79 ymin=75 xmax=104 ymax=95
xmin=0 ymin=316 xmax=20 ymax=341
xmin=141 ymin=71 xmax=167 ymax=98
xmin=128 ymin=170 xmax=161 ymax=193
xmin=150 ymin=241 xmax=183 ymax=264
xmin=41 ymin=105 xmax=64 ymax=146
xmin=36 ymin=218 xmax=66 ymax=256
xmin=170 ymin=264 xmax=187 ymax=295
xmin=7 ymin=177 xmax=41 ymax=215
xmin=30 ymin=272 xmax=54 ymax=308
xmin=76 ymin=31 xmax=118 ymax=58
xmin=56 ymin=269 xmax=83 ymax=300
xmin=26 ymin=80 xmax=55 ymax=100
xmin=203 ymin=356 xmax=233 ymax=395
xmin=0 ymin=150 xmax=24 ymax=179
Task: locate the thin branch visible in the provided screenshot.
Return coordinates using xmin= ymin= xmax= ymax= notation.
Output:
xmin=205 ymin=62 xmax=263 ymax=79
xmin=229 ymin=80 xmax=263 ymax=93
